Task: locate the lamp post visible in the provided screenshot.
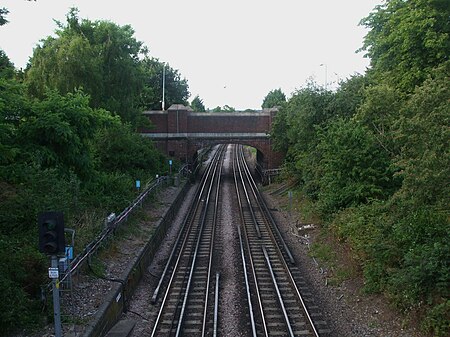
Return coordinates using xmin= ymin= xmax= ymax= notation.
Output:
xmin=162 ymin=63 xmax=166 ymax=111
xmin=320 ymin=63 xmax=328 ymax=91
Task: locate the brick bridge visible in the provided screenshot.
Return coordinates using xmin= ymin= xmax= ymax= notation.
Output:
xmin=140 ymin=104 xmax=284 ymax=170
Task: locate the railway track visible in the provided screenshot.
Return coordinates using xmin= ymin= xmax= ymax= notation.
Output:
xmin=233 ymin=145 xmax=329 ymax=337
xmin=149 ymin=144 xmax=329 ymax=336
xmin=150 ymin=145 xmax=226 ymax=337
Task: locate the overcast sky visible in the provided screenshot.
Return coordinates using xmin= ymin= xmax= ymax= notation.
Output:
xmin=0 ymin=0 xmax=380 ymax=110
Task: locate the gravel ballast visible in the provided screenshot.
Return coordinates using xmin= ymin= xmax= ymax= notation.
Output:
xmin=33 ymin=146 xmax=425 ymax=337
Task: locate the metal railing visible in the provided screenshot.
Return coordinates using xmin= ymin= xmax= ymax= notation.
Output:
xmin=59 ymin=176 xmax=170 ymax=284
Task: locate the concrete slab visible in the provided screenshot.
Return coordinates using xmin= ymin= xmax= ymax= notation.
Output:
xmin=105 ymin=319 xmax=136 ymax=337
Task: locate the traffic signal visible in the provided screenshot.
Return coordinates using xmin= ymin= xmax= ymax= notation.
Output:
xmin=38 ymin=211 xmax=65 ymax=255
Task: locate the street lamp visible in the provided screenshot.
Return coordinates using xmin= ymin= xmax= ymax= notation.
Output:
xmin=320 ymin=63 xmax=328 ymax=91
xmin=162 ymin=63 xmax=166 ymax=111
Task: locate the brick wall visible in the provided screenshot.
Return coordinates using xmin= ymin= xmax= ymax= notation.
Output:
xmin=141 ymin=105 xmax=284 ymax=169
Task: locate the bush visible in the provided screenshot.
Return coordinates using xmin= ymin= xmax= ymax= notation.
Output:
xmin=316 ymin=118 xmax=397 ymax=216
xmin=0 ymin=236 xmax=47 ymax=335
xmin=422 ymin=300 xmax=450 ymax=337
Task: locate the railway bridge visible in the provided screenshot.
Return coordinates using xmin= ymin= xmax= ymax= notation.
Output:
xmin=140 ymin=104 xmax=284 ymax=170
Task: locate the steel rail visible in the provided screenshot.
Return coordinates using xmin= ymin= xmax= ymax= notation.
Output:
xmin=150 ymin=149 xmax=217 ymax=303
xmin=238 ymin=146 xmax=295 ymax=264
xmin=238 ymin=145 xmax=320 ymax=337
xmin=150 ymin=146 xmax=224 ymax=337
xmin=237 ymin=224 xmax=258 ymax=337
xmin=262 ymin=245 xmax=295 ymax=337
xmin=175 ymin=146 xmax=224 ymax=337
xmin=213 ymin=272 xmax=220 ymax=337
xmin=201 ymin=147 xmax=224 ymax=337
xmin=233 ymin=146 xmax=268 ymax=337
xmin=235 ymin=147 xmax=262 ymax=238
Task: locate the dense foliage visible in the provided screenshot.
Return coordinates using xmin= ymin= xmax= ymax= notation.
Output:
xmin=262 ymin=88 xmax=286 ymax=109
xmin=139 ymin=57 xmax=189 ymax=111
xmin=190 ymin=95 xmax=206 ymax=112
xmin=211 ymin=105 xmax=236 ymax=112
xmin=26 ymin=8 xmax=189 ymax=125
xmin=0 ymin=9 xmax=187 ymax=335
xmin=271 ymin=1 xmax=449 ymax=335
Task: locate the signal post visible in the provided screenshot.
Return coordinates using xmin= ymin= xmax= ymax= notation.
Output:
xmin=38 ymin=211 xmax=65 ymax=337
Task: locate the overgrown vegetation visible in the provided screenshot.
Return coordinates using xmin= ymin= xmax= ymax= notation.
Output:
xmin=0 ymin=9 xmax=187 ymax=336
xmin=271 ymin=1 xmax=449 ymax=335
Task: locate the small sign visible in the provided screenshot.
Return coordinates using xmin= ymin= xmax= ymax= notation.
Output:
xmin=48 ymin=267 xmax=59 ymax=279
xmin=136 ymin=180 xmax=141 ymax=189
xmin=65 ymin=246 xmax=73 ymax=260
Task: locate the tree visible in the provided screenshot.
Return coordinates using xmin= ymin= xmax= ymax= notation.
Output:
xmin=328 ymin=74 xmax=369 ymax=119
xmin=211 ymin=105 xmax=235 ymax=112
xmin=26 ymin=8 xmax=145 ymax=124
xmin=0 ymin=50 xmax=15 ymax=79
xmin=190 ymin=95 xmax=206 ymax=112
xmin=17 ymin=90 xmax=116 ymax=178
xmin=0 ymin=7 xmax=8 ymax=26
xmin=393 ymin=62 xmax=450 ymax=207
xmin=93 ymin=123 xmax=164 ymax=175
xmin=316 ymin=118 xmax=397 ymax=214
xmin=140 ymin=57 xmax=190 ymax=111
xmin=262 ymin=88 xmax=286 ymax=109
xmin=359 ymin=0 xmax=450 ymax=92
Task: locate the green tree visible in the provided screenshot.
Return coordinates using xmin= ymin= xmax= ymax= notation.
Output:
xmin=17 ymin=90 xmax=116 ymax=178
xmin=0 ymin=7 xmax=8 ymax=26
xmin=316 ymin=118 xmax=397 ymax=215
xmin=0 ymin=56 xmax=28 ymax=164
xmin=271 ymin=83 xmax=334 ymax=196
xmin=211 ymin=105 xmax=235 ymax=112
xmin=140 ymin=57 xmax=190 ymax=110
xmin=26 ymin=8 xmax=145 ymax=124
xmin=262 ymin=88 xmax=286 ymax=109
xmin=359 ymin=0 xmax=450 ymax=92
xmin=190 ymin=95 xmax=206 ymax=112
xmin=282 ymin=84 xmax=333 ymax=154
xmin=393 ymin=62 xmax=450 ymax=207
xmin=328 ymin=74 xmax=368 ymax=119
xmin=93 ymin=123 xmax=165 ymax=176
xmin=0 ymin=50 xmax=15 ymax=79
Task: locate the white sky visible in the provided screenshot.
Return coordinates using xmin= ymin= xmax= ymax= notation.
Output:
xmin=0 ymin=0 xmax=380 ymax=110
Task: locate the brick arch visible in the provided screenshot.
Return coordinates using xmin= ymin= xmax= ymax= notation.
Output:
xmin=139 ymin=105 xmax=284 ymax=170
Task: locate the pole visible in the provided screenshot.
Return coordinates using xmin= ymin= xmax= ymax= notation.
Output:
xmin=162 ymin=63 xmax=166 ymax=111
xmin=51 ymin=255 xmax=62 ymax=337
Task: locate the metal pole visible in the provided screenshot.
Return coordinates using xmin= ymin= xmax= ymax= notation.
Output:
xmin=162 ymin=63 xmax=166 ymax=110
xmin=51 ymin=255 xmax=63 ymax=337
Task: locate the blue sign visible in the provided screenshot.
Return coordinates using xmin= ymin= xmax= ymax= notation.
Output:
xmin=65 ymin=246 xmax=73 ymax=260
xmin=136 ymin=180 xmax=141 ymax=188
